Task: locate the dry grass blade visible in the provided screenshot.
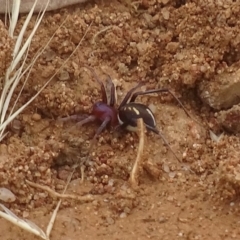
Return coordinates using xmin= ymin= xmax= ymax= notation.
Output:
xmin=0 ymin=204 xmax=47 ymax=239
xmin=8 ymin=16 xmax=69 ymax=127
xmin=0 ymin=20 xmax=92 ymax=133
xmin=0 ymin=169 xmax=77 ymax=240
xmin=0 ymin=170 xmax=76 ymax=240
xmin=0 ymin=1 xmax=92 ymax=141
xmin=129 ymin=118 xmax=145 ymax=188
xmin=0 ymin=0 xmax=92 ymax=239
xmin=209 ymin=130 xmax=224 ymax=143
xmin=11 ymin=0 xmax=46 ymax=69
xmin=8 ymin=0 xmax=20 ymax=37
xmin=0 ymin=0 xmax=50 ymax=140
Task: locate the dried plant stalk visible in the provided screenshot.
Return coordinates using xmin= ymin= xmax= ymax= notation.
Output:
xmin=0 ymin=1 xmax=93 ymax=238
xmin=0 ymin=168 xmax=77 ymax=239
xmin=129 ymin=118 xmax=145 ymax=188
xmin=0 ymin=1 xmax=92 ymax=141
xmin=26 ymin=180 xmax=94 ymax=202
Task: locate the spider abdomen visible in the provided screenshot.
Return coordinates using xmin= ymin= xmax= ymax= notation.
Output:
xmin=118 ymin=102 xmax=158 ymax=133
xmin=92 ymin=102 xmax=118 ymax=125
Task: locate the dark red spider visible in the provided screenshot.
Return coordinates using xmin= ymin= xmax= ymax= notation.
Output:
xmin=60 ymin=67 xmax=192 ymax=161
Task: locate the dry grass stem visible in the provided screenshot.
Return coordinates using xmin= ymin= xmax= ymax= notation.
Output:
xmin=0 ymin=1 xmax=93 ymax=239
xmin=0 ymin=16 xmax=92 ymax=141
xmin=0 ymin=168 xmax=77 ymax=240
xmin=80 ymin=165 xmax=85 ymax=183
xmin=8 ymin=0 xmax=20 ymax=37
xmin=46 ymin=169 xmax=74 ymax=238
xmin=0 ymin=0 xmax=50 ymax=140
xmin=0 ymin=203 xmax=47 ymax=239
xmin=26 ymin=180 xmax=94 ymax=203
xmin=91 ymin=25 xmax=112 ymax=45
xmin=129 ymin=118 xmax=145 ymax=188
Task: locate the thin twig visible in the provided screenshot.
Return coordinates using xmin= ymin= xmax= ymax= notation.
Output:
xmin=26 ymin=180 xmax=94 ymax=203
xmin=91 ymin=26 xmax=112 ymax=45
xmin=129 ymin=118 xmax=145 ymax=188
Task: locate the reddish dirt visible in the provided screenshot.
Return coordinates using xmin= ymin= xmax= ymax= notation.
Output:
xmin=1 ymin=0 xmax=240 ymax=239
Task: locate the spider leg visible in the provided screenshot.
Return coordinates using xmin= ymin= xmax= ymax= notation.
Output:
xmin=88 ymin=116 xmax=111 ymax=153
xmin=57 ymin=114 xmax=89 ymax=122
xmin=75 ymin=115 xmax=96 ymax=128
xmin=106 ymin=75 xmax=116 ymax=107
xmin=118 ymin=114 xmax=181 ymax=162
xmin=66 ymin=115 xmax=96 ymax=133
xmin=84 ymin=66 xmax=108 ymax=104
xmin=154 ymin=129 xmax=182 ymax=162
xmin=130 ymin=88 xmax=192 ymax=119
xmin=118 ymin=82 xmax=144 ymax=109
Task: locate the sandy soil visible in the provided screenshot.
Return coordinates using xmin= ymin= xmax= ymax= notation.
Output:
xmin=1 ymin=0 xmax=240 ymax=239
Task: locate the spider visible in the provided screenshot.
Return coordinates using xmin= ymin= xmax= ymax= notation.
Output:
xmin=60 ymin=66 xmax=192 ymax=161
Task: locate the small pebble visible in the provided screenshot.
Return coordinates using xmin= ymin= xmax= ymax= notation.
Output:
xmin=123 ymin=207 xmax=131 ymax=214
xmin=148 ymin=103 xmax=156 ymax=114
xmin=162 ymin=163 xmax=170 ymax=173
xmin=159 ymin=217 xmax=168 ymax=223
xmin=55 ymin=184 xmax=64 ymax=190
xmin=58 ymin=70 xmax=70 ymax=81
xmin=92 ymin=200 xmax=99 ymax=206
xmin=120 ymin=212 xmax=127 ymax=218
xmin=161 ymin=8 xmax=170 ymax=20
xmin=106 ymin=217 xmax=115 ymax=225
xmin=169 ymin=172 xmax=176 ymax=179
xmin=22 ymin=211 xmax=29 ymax=218
xmin=167 ymin=196 xmax=174 ymax=202
xmin=0 ymin=187 xmax=16 ymax=202
xmin=11 ymin=119 xmax=22 ymax=131
xmin=32 ymin=113 xmax=41 ymax=121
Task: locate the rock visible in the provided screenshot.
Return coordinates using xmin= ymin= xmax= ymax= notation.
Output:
xmin=198 ymin=67 xmax=240 ymax=110
xmin=217 ymin=104 xmax=240 ymax=133
xmin=0 ymin=187 xmax=16 ymax=202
